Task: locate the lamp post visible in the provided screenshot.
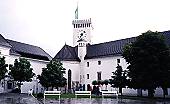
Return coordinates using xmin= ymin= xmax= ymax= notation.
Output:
xmin=4 ymin=74 xmax=10 ymax=92
xmin=33 ymin=75 xmax=39 ymax=94
xmin=36 ymin=77 xmax=39 ymax=94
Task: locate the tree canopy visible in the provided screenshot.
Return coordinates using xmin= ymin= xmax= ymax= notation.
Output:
xmin=0 ymin=56 xmax=8 ymax=80
xmin=122 ymin=31 xmax=170 ymax=97
xmin=38 ymin=60 xmax=67 ymax=90
xmin=9 ymin=58 xmax=35 ymax=89
xmin=110 ymin=64 xmax=127 ymax=95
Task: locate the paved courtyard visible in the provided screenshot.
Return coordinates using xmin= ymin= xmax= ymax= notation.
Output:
xmin=0 ymin=93 xmax=170 ymax=104
xmin=42 ymin=98 xmax=170 ymax=104
xmin=0 ymin=93 xmax=40 ymax=104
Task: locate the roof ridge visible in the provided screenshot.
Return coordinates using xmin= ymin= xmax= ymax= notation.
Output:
xmin=0 ymin=34 xmax=12 ymax=47
xmin=88 ymin=30 xmax=170 ymax=47
xmin=37 ymin=46 xmax=52 ymax=59
xmin=6 ymin=39 xmax=40 ymax=48
xmin=65 ymin=45 xmax=77 ymax=58
xmin=7 ymin=39 xmax=51 ymax=61
xmin=160 ymin=30 xmax=170 ymax=33
xmin=91 ymin=36 xmax=137 ymax=46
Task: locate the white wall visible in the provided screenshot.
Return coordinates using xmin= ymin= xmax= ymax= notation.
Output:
xmin=84 ymin=56 xmax=127 ymax=85
xmin=7 ymin=55 xmax=49 ymax=76
xmin=21 ymin=81 xmax=44 ymax=93
xmin=6 ymin=55 xmax=49 ymax=93
xmin=21 ymin=58 xmax=49 ymax=93
xmin=28 ymin=58 xmax=48 ymax=75
xmin=62 ymin=61 xmax=80 ymax=82
xmin=0 ymin=44 xmax=49 ymax=93
xmin=0 ymin=45 xmax=10 ymax=56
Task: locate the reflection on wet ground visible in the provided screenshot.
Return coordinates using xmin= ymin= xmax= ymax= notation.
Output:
xmin=0 ymin=93 xmax=39 ymax=104
xmin=0 ymin=93 xmax=170 ymax=104
xmin=41 ymin=98 xmax=170 ymax=104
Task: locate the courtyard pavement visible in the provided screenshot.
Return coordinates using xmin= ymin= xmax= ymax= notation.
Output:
xmin=0 ymin=93 xmax=170 ymax=104
xmin=0 ymin=93 xmax=40 ymax=104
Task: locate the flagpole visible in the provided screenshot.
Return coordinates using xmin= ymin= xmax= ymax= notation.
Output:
xmin=75 ymin=1 xmax=79 ymax=19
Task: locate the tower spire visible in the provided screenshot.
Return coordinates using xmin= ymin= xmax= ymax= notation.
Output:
xmin=75 ymin=2 xmax=78 ymax=19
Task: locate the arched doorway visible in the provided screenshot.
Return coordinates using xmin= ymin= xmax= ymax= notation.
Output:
xmin=68 ymin=69 xmax=72 ymax=93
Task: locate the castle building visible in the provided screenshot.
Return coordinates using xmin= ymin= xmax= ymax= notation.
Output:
xmin=0 ymin=34 xmax=51 ymax=93
xmin=54 ymin=17 xmax=170 ymax=96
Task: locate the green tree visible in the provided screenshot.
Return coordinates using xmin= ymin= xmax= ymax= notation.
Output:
xmin=0 ymin=56 xmax=8 ymax=80
xmin=92 ymin=80 xmax=98 ymax=86
xmin=110 ymin=64 xmax=127 ymax=95
xmin=122 ymin=31 xmax=170 ymax=97
xmin=9 ymin=58 xmax=35 ymax=91
xmin=103 ymin=79 xmax=109 ymax=90
xmin=38 ymin=60 xmax=66 ymax=90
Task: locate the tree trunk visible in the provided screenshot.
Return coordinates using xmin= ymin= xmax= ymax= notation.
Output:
xmin=148 ymin=89 xmax=154 ymax=98
xmin=19 ymin=81 xmax=22 ymax=93
xmin=105 ymin=85 xmax=107 ymax=90
xmin=137 ymin=89 xmax=143 ymax=97
xmin=162 ymin=87 xmax=168 ymax=99
xmin=119 ymin=87 xmax=122 ymax=95
xmin=52 ymin=86 xmax=54 ymax=91
xmin=65 ymin=86 xmax=66 ymax=94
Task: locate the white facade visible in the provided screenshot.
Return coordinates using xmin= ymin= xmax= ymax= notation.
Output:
xmin=0 ymin=44 xmax=50 ymax=93
xmin=58 ymin=17 xmax=170 ymax=97
xmin=62 ymin=61 xmax=80 ymax=82
xmin=20 ymin=58 xmax=49 ymax=93
xmin=26 ymin=58 xmax=48 ymax=75
xmin=84 ymin=56 xmax=126 ymax=85
xmin=70 ymin=18 xmax=129 ymax=86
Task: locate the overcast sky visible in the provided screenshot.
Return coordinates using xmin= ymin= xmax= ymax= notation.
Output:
xmin=1 ymin=0 xmax=170 ymax=57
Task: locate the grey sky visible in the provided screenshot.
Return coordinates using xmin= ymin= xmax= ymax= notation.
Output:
xmin=1 ymin=0 xmax=170 ymax=57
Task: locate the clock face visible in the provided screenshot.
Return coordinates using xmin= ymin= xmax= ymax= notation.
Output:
xmin=77 ymin=30 xmax=87 ymax=42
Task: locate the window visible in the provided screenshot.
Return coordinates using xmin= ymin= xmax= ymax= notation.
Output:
xmin=87 ymin=62 xmax=89 ymax=67
xmin=98 ymin=61 xmax=101 ymax=65
xmin=117 ymin=59 xmax=120 ymax=64
xmin=97 ymin=72 xmax=101 ymax=80
xmin=80 ymin=75 xmax=82 ymax=80
xmin=87 ymin=74 xmax=89 ymax=79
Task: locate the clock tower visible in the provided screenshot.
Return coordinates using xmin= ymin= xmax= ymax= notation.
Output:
xmin=72 ymin=18 xmax=92 ymax=47
xmin=72 ymin=18 xmax=92 ymax=85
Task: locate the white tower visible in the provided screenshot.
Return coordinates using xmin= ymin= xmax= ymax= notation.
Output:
xmin=72 ymin=18 xmax=92 ymax=84
xmin=72 ymin=18 xmax=92 ymax=47
xmin=72 ymin=4 xmax=93 ymax=85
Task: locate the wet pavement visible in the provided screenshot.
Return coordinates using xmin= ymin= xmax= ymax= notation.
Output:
xmin=0 ymin=93 xmax=170 ymax=104
xmin=0 ymin=93 xmax=40 ymax=104
xmin=41 ymin=98 xmax=170 ymax=104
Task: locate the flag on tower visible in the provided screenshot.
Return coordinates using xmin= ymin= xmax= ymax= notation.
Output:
xmin=75 ymin=4 xmax=78 ymax=19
